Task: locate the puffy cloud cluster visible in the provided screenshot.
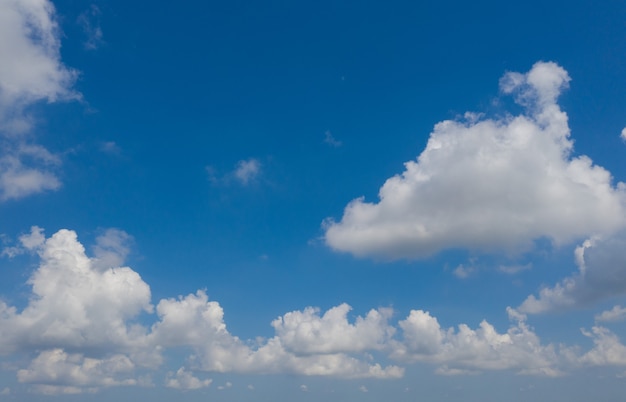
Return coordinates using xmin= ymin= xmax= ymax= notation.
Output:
xmin=5 ymin=227 xmax=626 ymax=394
xmin=390 ymin=308 xmax=564 ymax=377
xmin=324 ymin=62 xmax=626 ymax=259
xmin=0 ymin=0 xmax=79 ymax=200
xmin=0 ymin=228 xmax=402 ymax=394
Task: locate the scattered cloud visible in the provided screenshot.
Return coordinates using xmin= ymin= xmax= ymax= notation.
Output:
xmin=0 ymin=0 xmax=80 ymax=200
xmin=324 ymin=62 xmax=626 ymax=260
xmin=499 ymin=263 xmax=533 ymax=275
xmin=324 ymin=130 xmax=342 ymax=147
xmin=300 ymin=384 xmax=308 ymax=392
xmin=621 ymin=127 xmax=626 ymax=142
xmin=207 ymin=158 xmax=262 ymax=186
xmin=453 ymin=264 xmax=476 ymax=279
xmin=165 ymin=368 xmax=212 ymax=390
xmin=272 ymin=303 xmax=395 ymax=354
xmin=519 ymin=231 xmax=626 ymax=314
xmin=359 ymin=385 xmax=368 ymax=392
xmin=595 ymin=305 xmax=626 ymax=323
xmin=234 ymin=158 xmax=261 ymax=185
xmin=77 ymin=5 xmax=104 ymax=50
xmin=390 ymin=308 xmax=566 ymax=376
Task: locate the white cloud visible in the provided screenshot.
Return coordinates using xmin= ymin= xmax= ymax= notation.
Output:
xmin=0 ymin=147 xmax=61 ymax=200
xmin=0 ymin=229 xmax=153 ymax=356
xmin=0 ymin=0 xmax=78 ymax=128
xmin=324 ymin=62 xmax=626 ymax=260
xmin=300 ymin=384 xmax=308 ymax=392
xmin=519 ymin=232 xmax=626 ymax=314
xmin=390 ymin=308 xmax=564 ymax=376
xmin=579 ymin=326 xmax=626 ymax=366
xmin=165 ymin=368 xmax=211 ymax=390
xmin=271 ymin=303 xmax=395 ymax=354
xmin=621 ymin=127 xmax=626 ymax=142
xmin=8 ymin=227 xmax=626 ymax=392
xmin=0 ymin=387 xmax=9 ymax=395
xmin=359 ymin=385 xmax=368 ymax=392
xmin=17 ymin=349 xmax=137 ymax=392
xmin=233 ymin=158 xmax=261 ymax=185
xmin=453 ymin=264 xmax=476 ymax=279
xmin=206 ymin=158 xmax=262 ymax=186
xmin=595 ymin=305 xmax=626 ymax=323
xmin=0 ymin=0 xmax=79 ymax=200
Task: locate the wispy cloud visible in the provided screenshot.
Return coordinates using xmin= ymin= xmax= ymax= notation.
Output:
xmin=207 ymin=158 xmax=262 ymax=186
xmin=77 ymin=5 xmax=104 ymax=50
xmin=324 ymin=130 xmax=342 ymax=147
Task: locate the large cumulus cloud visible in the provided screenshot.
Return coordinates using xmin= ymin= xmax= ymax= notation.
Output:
xmin=324 ymin=62 xmax=626 ymax=259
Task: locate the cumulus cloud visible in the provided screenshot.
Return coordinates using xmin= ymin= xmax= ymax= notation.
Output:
xmin=621 ymin=127 xmax=626 ymax=142
xmin=595 ymin=305 xmax=626 ymax=323
xmin=0 ymin=228 xmax=402 ymax=392
xmin=390 ymin=308 xmax=564 ymax=376
xmin=0 ymin=0 xmax=79 ymax=200
xmin=17 ymin=349 xmax=137 ymax=393
xmin=271 ymin=303 xmax=395 ymax=354
xmin=519 ymin=232 xmax=626 ymax=314
xmin=6 ymin=227 xmax=626 ymax=393
xmin=324 ymin=62 xmax=626 ymax=260
xmin=579 ymin=326 xmax=626 ymax=366
xmin=165 ymin=368 xmax=211 ymax=390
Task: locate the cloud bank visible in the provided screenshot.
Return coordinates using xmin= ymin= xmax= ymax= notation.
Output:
xmin=2 ymin=228 xmax=626 ymax=393
xmin=324 ymin=62 xmax=626 ymax=260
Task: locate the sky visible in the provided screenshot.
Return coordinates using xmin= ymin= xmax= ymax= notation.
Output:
xmin=0 ymin=0 xmax=626 ymax=400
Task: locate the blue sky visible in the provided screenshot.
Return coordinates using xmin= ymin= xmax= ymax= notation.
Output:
xmin=1 ymin=0 xmax=626 ymax=400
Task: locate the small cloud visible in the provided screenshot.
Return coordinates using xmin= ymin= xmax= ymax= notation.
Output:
xmin=300 ymin=384 xmax=308 ymax=392
xmin=595 ymin=305 xmax=626 ymax=323
xmin=99 ymin=141 xmax=121 ymax=155
xmin=621 ymin=127 xmax=626 ymax=142
xmin=499 ymin=263 xmax=532 ymax=275
xmin=453 ymin=264 xmax=476 ymax=279
xmin=0 ymin=387 xmax=10 ymax=395
xmin=78 ymin=5 xmax=104 ymax=50
xmin=359 ymin=385 xmax=368 ymax=393
xmin=324 ymin=130 xmax=342 ymax=147
xmin=234 ymin=159 xmax=261 ymax=185
xmin=247 ymin=384 xmax=254 ymax=390
xmin=207 ymin=158 xmax=262 ymax=186
xmin=165 ymin=368 xmax=212 ymax=390
xmin=217 ymin=381 xmax=232 ymax=390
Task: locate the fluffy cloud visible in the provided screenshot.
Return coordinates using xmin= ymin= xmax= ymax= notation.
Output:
xmin=6 ymin=227 xmax=626 ymax=393
xmin=595 ymin=305 xmax=626 ymax=323
xmin=621 ymin=127 xmax=626 ymax=142
xmin=579 ymin=326 xmax=626 ymax=366
xmin=519 ymin=231 xmax=626 ymax=314
xmin=0 ymin=0 xmax=79 ymax=199
xmin=390 ymin=308 xmax=564 ymax=376
xmin=324 ymin=62 xmax=626 ymax=259
xmin=17 ymin=349 xmax=137 ymax=393
xmin=0 ymin=228 xmax=402 ymax=392
xmin=165 ymin=367 xmax=212 ymax=390
xmin=271 ymin=304 xmax=394 ymax=354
